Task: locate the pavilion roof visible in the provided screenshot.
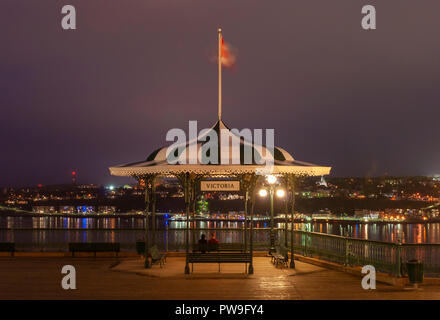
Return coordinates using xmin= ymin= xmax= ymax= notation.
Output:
xmin=109 ymin=120 xmax=331 ymax=177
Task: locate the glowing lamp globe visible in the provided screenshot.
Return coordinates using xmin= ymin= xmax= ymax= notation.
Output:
xmin=259 ymin=189 xmax=268 ymax=197
xmin=276 ymin=189 xmax=285 ymax=198
xmin=267 ymin=175 xmax=277 ymax=184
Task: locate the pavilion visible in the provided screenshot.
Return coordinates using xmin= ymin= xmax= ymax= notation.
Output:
xmin=109 ymin=28 xmax=331 ymax=274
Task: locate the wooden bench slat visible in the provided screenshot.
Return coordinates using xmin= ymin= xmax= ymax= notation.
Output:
xmin=68 ymin=243 xmax=120 ymax=257
xmin=192 ymin=243 xmax=245 ymax=252
xmin=187 ymin=253 xmax=251 ymax=263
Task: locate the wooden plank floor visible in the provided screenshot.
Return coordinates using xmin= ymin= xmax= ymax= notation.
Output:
xmin=0 ymin=257 xmax=439 ymax=299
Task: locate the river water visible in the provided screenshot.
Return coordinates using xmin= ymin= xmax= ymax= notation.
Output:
xmin=0 ymin=215 xmax=439 ymax=251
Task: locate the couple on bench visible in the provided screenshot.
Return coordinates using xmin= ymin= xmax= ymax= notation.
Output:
xmin=197 ymin=233 xmax=219 ymax=253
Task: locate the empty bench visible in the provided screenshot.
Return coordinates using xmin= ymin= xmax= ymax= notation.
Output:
xmin=270 ymin=246 xmax=288 ymax=268
xmin=187 ymin=252 xmax=251 ymax=273
xmin=0 ymin=242 xmax=15 ymax=256
xmin=135 ymin=241 xmax=166 ymax=267
xmin=68 ymin=243 xmax=120 ymax=257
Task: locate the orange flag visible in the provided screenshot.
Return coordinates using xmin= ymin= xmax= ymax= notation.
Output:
xmin=220 ymin=38 xmax=236 ymax=68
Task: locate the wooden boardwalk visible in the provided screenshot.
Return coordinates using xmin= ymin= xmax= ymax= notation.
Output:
xmin=0 ymin=256 xmax=439 ymax=299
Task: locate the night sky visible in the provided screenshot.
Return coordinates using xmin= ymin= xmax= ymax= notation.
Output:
xmin=2 ymin=1 xmax=440 ymax=187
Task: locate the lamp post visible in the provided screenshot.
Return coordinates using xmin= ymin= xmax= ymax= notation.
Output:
xmin=269 ymin=185 xmax=275 ymax=254
xmin=259 ymin=175 xmax=284 ymax=255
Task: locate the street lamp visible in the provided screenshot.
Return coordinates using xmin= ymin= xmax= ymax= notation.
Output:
xmin=259 ymin=175 xmax=285 ymax=255
xmin=267 ymin=175 xmax=277 ymax=184
xmin=276 ymin=189 xmax=285 ymax=198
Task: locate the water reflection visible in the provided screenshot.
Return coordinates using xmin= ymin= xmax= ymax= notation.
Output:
xmin=0 ymin=215 xmax=440 ymax=245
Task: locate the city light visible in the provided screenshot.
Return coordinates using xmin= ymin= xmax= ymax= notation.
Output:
xmin=276 ymin=189 xmax=285 ymax=198
xmin=259 ymin=189 xmax=268 ymax=197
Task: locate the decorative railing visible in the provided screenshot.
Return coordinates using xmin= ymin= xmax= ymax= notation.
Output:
xmin=290 ymin=230 xmax=440 ymax=277
xmin=2 ymin=228 xmax=439 ymax=277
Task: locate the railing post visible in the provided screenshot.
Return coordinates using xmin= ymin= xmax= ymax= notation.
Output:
xmin=304 ymin=232 xmax=308 ymax=257
xmin=395 ymin=240 xmax=402 ymax=278
xmin=344 ymin=236 xmax=349 ymax=267
xmin=165 ymin=216 xmax=169 ymax=253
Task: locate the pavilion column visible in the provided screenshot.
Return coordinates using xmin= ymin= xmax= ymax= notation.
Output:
xmin=185 ymin=174 xmax=191 ymax=274
xmin=151 ymin=176 xmax=157 ymax=246
xmin=244 ymin=190 xmax=248 ymax=252
xmin=240 ymin=174 xmax=251 ymax=253
xmin=288 ymin=175 xmax=296 ymax=269
xmin=143 ymin=175 xmax=153 ymax=269
xmin=284 ymin=179 xmax=289 ymax=248
xmin=248 ymin=193 xmax=255 ymax=274
xmin=247 ymin=174 xmax=258 ymax=274
xmin=177 ymin=172 xmax=194 ymax=274
xmin=191 ymin=179 xmax=198 ymax=249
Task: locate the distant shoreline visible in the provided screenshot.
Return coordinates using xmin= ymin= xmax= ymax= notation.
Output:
xmin=1 ymin=209 xmax=439 ymax=224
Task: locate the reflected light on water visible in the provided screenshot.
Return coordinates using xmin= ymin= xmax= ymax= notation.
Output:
xmin=1 ymin=216 xmax=440 ymax=245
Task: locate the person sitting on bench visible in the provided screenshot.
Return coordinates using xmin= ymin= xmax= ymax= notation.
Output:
xmin=198 ymin=234 xmax=208 ymax=253
xmin=208 ymin=232 xmax=219 ymax=251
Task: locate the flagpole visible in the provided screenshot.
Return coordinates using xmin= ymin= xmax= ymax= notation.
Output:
xmin=218 ymin=27 xmax=222 ymax=121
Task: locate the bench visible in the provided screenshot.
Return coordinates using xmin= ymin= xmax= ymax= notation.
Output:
xmin=216 ymin=243 xmax=245 ymax=252
xmin=186 ymin=252 xmax=251 ymax=273
xmin=149 ymin=245 xmax=166 ymax=267
xmin=68 ymin=242 xmax=120 ymax=257
xmin=0 ymin=242 xmax=15 ymax=256
xmin=271 ymin=246 xmax=288 ymax=268
xmin=135 ymin=241 xmax=166 ymax=267
xmin=192 ymin=243 xmax=245 ymax=252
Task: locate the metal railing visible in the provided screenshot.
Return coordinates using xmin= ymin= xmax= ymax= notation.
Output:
xmin=290 ymin=230 xmax=440 ymax=277
xmin=2 ymin=228 xmax=439 ymax=277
